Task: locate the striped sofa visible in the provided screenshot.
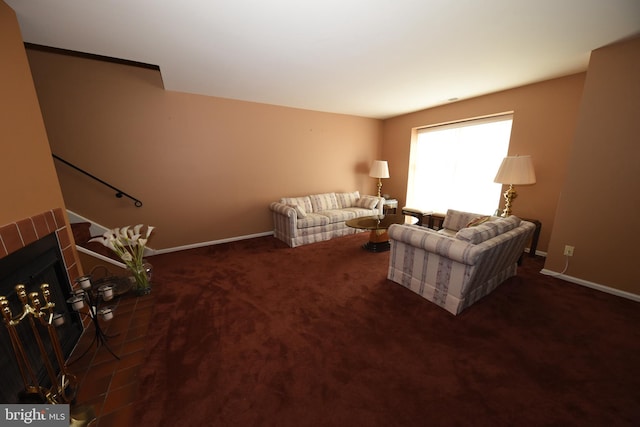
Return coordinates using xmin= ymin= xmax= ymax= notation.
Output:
xmin=387 ymin=209 xmax=536 ymax=315
xmin=270 ymin=191 xmax=384 ymax=247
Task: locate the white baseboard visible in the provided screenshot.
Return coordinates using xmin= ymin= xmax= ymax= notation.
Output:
xmin=524 ymin=248 xmax=547 ymax=257
xmin=75 ymin=245 xmax=126 ymax=269
xmin=68 ymin=208 xmax=276 ymax=258
xmin=540 ymin=269 xmax=640 ymax=303
xmin=76 ymin=229 xmax=275 ymax=266
xmin=150 ymin=231 xmax=275 ymax=255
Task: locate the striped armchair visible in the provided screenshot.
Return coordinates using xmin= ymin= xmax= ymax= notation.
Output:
xmin=387 ymin=212 xmax=536 ymax=315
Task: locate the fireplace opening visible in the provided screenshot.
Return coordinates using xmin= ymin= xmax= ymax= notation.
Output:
xmin=0 ymin=232 xmax=83 ymax=403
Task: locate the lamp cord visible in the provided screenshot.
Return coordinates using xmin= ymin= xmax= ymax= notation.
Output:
xmin=546 ymin=255 xmax=570 ymax=278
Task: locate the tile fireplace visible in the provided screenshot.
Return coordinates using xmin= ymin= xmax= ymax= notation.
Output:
xmin=0 ymin=208 xmax=84 ymax=403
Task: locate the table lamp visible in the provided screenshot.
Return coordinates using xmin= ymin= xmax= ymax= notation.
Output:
xmin=494 ymin=155 xmax=536 ymax=217
xmin=369 ymin=160 xmax=389 ymax=198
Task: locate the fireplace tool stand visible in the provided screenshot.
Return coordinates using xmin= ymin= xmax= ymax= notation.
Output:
xmin=0 ymin=283 xmax=78 ymax=404
xmin=67 ymin=275 xmax=119 ymax=364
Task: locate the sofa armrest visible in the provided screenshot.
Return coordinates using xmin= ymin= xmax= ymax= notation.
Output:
xmin=270 ymin=202 xmax=298 ymax=237
xmin=388 ymin=224 xmax=482 ymax=265
xmin=270 ymin=202 xmax=297 ymax=218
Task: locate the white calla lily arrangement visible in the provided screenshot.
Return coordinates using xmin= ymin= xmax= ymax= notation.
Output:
xmin=90 ymin=224 xmax=155 ymax=294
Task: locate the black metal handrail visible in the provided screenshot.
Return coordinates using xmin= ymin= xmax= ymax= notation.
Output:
xmin=52 ymin=154 xmax=143 ymax=207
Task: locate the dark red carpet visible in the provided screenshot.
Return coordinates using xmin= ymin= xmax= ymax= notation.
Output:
xmin=136 ymin=233 xmax=640 ymax=426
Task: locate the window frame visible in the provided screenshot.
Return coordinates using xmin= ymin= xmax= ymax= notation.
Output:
xmin=406 ymin=113 xmax=514 ymax=215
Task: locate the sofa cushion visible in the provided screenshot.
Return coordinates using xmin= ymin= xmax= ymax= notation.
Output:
xmin=336 ymin=191 xmax=360 ymax=208
xmin=355 ymin=197 xmax=378 ymax=209
xmin=437 ymin=228 xmax=458 ymax=237
xmin=310 ymin=193 xmax=339 ymax=212
xmin=442 ymin=209 xmax=486 ymax=232
xmin=318 ymin=209 xmax=357 ymax=223
xmin=494 ymin=215 xmax=521 ymax=233
xmin=287 ymin=204 xmax=307 ymax=218
xmin=281 ymin=196 xmax=313 ymax=213
xmin=466 ymin=215 xmax=492 ymax=227
xmin=343 ymin=207 xmax=377 ymax=217
xmin=455 ymin=216 xmax=521 ymax=244
xmin=297 ymin=213 xmax=331 ymax=229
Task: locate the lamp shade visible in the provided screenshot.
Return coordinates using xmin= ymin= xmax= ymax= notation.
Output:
xmin=369 ymin=160 xmax=390 ymax=179
xmin=494 ymin=155 xmax=536 ymax=185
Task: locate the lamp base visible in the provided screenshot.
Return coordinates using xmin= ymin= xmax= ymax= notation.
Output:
xmin=501 ymin=184 xmax=517 ymax=217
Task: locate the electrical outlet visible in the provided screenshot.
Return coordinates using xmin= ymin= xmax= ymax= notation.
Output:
xmin=563 ymin=245 xmax=574 ymax=256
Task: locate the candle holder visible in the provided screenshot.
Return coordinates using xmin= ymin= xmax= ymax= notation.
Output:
xmin=76 ymin=275 xmax=92 ymax=290
xmin=52 ymin=313 xmax=65 ymax=327
xmin=98 ymin=284 xmax=114 ymax=301
xmin=68 ymin=275 xmax=120 ymax=363
xmin=97 ymin=307 xmax=114 ymax=321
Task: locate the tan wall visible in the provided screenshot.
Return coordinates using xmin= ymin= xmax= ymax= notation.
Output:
xmin=545 ymin=36 xmax=640 ymax=294
xmin=0 ymin=3 xmax=73 ymax=242
xmin=25 ymin=49 xmax=382 ymax=249
xmin=8 ymin=0 xmax=638 ymax=297
xmin=381 ymin=74 xmax=586 ymax=253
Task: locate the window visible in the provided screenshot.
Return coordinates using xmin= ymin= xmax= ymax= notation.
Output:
xmin=406 ymin=114 xmax=513 ymax=215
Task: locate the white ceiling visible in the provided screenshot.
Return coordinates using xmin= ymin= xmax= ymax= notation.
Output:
xmin=6 ymin=0 xmax=640 ymax=119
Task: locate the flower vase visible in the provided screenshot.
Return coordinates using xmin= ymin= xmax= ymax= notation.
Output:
xmin=128 ymin=260 xmax=153 ymax=296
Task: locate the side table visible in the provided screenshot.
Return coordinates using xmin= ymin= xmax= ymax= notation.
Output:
xmin=401 ymin=207 xmax=433 ymax=227
xmin=522 ymin=218 xmax=542 ymax=257
xmin=383 ymin=199 xmax=398 ymax=214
